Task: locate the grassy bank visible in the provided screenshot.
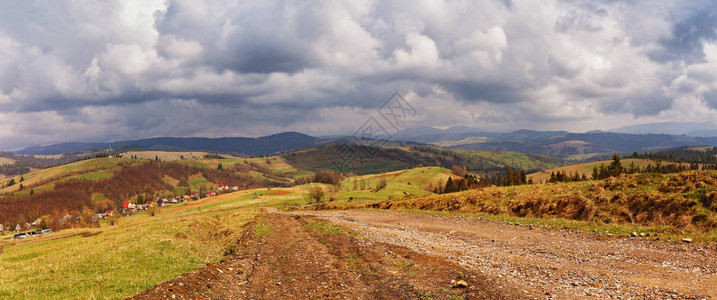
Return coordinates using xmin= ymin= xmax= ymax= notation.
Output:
xmin=0 ymin=190 xmax=268 ymax=299
xmin=318 ymin=171 xmax=717 ymax=242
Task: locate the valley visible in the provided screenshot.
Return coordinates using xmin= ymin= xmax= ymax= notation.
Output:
xmin=1 ymin=147 xmax=717 ymax=299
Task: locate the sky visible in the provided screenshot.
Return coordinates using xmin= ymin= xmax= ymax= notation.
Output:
xmin=1 ymin=0 xmax=717 ymax=150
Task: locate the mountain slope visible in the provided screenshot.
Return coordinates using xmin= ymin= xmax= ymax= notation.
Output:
xmin=451 ymin=132 xmax=717 ymax=158
xmin=17 ymin=132 xmax=320 ymax=156
xmin=283 ymin=145 xmax=563 ymax=175
xmin=609 ymin=121 xmax=717 ymax=136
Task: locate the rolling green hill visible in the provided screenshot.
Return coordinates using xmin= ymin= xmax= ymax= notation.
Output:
xmin=283 ymin=145 xmax=563 ymax=175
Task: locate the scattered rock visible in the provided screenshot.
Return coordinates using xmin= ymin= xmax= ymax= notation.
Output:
xmin=452 ymin=280 xmax=468 ymax=288
xmin=630 ymin=232 xmax=638 ymax=237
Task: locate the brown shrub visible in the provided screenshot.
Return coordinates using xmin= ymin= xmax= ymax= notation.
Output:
xmin=703 ymin=191 xmax=717 ymax=211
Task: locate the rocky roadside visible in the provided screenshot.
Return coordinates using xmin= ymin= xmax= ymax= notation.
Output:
xmin=297 ymin=210 xmax=715 ymax=299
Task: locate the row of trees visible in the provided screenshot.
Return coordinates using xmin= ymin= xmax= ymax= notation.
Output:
xmin=628 ymin=147 xmax=717 ymax=164
xmin=434 ymin=174 xmax=480 ymax=194
xmin=549 ymin=154 xmax=713 ymax=183
xmin=429 ymin=166 xmax=530 ymax=194
xmin=482 ymin=168 xmax=529 ymax=186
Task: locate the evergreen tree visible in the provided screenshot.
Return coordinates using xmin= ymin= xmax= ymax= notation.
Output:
xmin=444 ymin=177 xmax=454 ymax=193
xmin=608 ymin=154 xmax=623 ymax=177
xmin=592 ymin=166 xmax=599 ymax=180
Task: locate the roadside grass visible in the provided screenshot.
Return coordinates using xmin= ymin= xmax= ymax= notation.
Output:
xmin=317 ymin=171 xmax=717 ymax=243
xmin=301 ymin=221 xmax=344 ymax=234
xmin=343 ymin=208 xmax=717 ymax=243
xmin=254 ymin=223 xmax=276 ymax=239
xmin=0 ymin=191 xmax=264 ymax=299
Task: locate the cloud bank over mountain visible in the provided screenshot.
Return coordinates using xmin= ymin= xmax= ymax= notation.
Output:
xmin=1 ymin=0 xmax=716 ymax=150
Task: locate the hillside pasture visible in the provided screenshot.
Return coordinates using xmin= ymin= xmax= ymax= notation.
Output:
xmin=0 ymin=190 xmax=270 ymax=299
xmin=0 ymin=157 xmax=15 ymax=165
xmin=0 ymin=157 xmax=137 ymax=193
xmin=319 ymin=170 xmax=717 ymax=241
xmin=527 ymin=158 xmax=691 ymax=183
xmin=303 ymin=167 xmax=453 ymax=203
xmin=123 ymin=151 xmax=227 ymax=161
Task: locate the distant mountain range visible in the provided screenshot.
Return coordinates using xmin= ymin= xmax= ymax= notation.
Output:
xmin=390 ymin=125 xmax=717 ymax=158
xmin=608 ymin=121 xmax=717 ymax=136
xmin=18 ymin=132 xmax=322 ymax=156
xmin=16 ymin=132 xmax=421 ymax=156
xmin=16 ymin=122 xmax=717 ymax=158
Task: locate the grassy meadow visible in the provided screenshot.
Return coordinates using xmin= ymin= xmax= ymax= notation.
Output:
xmin=0 ymin=189 xmax=280 ymax=299
xmin=319 ymin=171 xmax=717 ymax=242
xmin=5 ymin=149 xmax=717 ymax=298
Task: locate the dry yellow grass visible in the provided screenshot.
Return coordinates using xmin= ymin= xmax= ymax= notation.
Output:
xmin=527 ymin=158 xmax=689 ymax=183
xmin=321 ymin=171 xmax=717 ymax=238
xmin=124 ymin=151 xmax=229 ymax=161
xmin=0 ymin=157 xmax=15 ymax=165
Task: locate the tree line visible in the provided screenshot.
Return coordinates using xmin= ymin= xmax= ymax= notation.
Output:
xmin=0 ymin=160 xmax=288 ymax=231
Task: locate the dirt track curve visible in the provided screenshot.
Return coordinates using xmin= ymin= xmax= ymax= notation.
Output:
xmin=296 ymin=210 xmax=716 ymax=299
xmin=133 ymin=209 xmax=716 ymax=299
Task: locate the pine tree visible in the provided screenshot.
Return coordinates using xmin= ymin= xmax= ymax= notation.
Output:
xmin=444 ymin=177 xmax=454 ymax=193
xmin=608 ymin=154 xmax=623 ymax=177
xmin=592 ymin=166 xmax=599 ymax=180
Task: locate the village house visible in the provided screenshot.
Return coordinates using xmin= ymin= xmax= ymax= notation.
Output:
xmin=58 ymin=214 xmax=74 ymax=226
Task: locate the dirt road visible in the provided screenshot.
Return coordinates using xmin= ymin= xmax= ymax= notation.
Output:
xmin=132 ymin=213 xmax=521 ymax=299
xmin=133 ymin=210 xmax=716 ymax=299
xmin=296 ymin=210 xmax=716 ymax=299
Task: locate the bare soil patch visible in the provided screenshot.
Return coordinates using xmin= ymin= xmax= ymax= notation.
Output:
xmin=131 ymin=213 xmax=519 ymax=299
xmin=297 ymin=210 xmax=717 ymax=299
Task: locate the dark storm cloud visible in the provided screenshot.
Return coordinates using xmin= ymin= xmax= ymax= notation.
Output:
xmin=650 ymin=3 xmax=717 ymax=63
xmin=1 ymin=0 xmax=717 ymax=150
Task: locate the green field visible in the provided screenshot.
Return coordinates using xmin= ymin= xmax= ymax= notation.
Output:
xmin=0 ymin=190 xmax=271 ymax=299
xmin=3 ymin=161 xmax=717 ymax=298
xmin=0 ymin=158 xmax=138 ymax=194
